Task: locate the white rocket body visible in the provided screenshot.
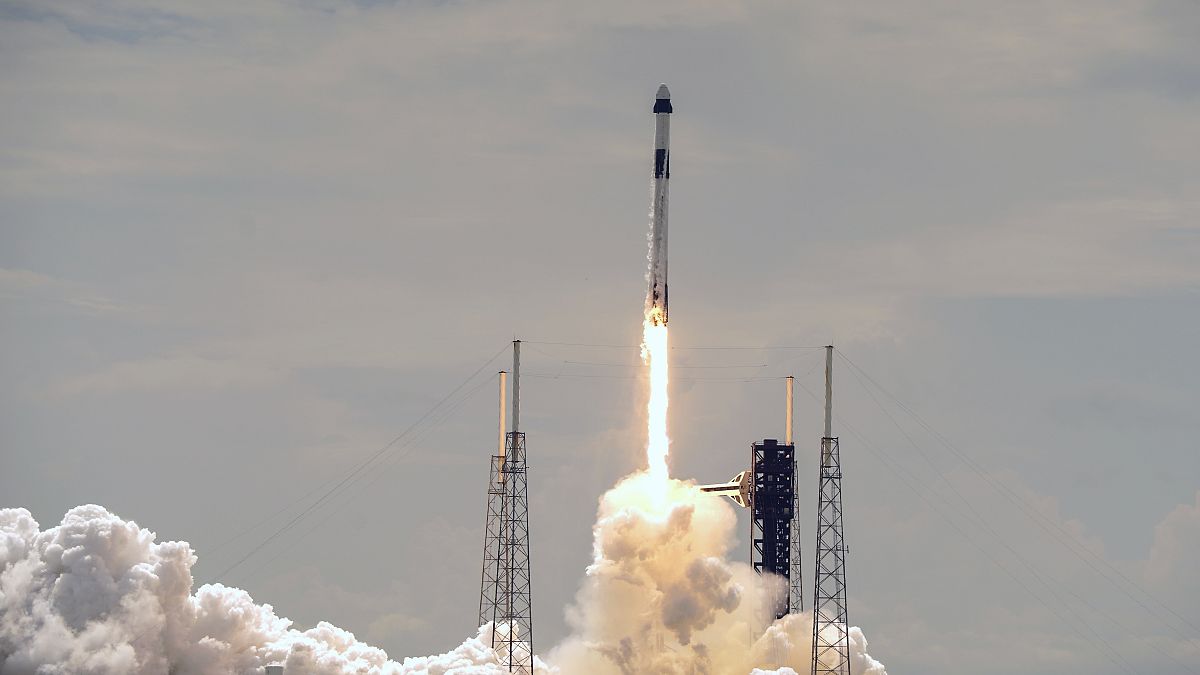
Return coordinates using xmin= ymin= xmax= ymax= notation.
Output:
xmin=647 ymin=84 xmax=671 ymax=326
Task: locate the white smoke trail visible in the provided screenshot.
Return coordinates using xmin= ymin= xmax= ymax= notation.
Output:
xmin=1 ymin=484 xmax=886 ymax=674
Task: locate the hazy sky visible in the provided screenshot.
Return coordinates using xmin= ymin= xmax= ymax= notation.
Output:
xmin=2 ymin=1 xmax=1199 ymax=673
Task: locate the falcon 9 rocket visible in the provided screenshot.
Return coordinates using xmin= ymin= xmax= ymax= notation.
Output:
xmin=647 ymin=83 xmax=671 ymax=327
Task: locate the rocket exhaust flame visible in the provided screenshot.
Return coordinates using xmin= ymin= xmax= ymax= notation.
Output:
xmin=642 ymin=314 xmax=669 ymax=483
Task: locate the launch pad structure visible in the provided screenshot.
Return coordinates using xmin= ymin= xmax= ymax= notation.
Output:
xmin=472 ymin=87 xmax=856 ymax=675
xmin=811 ymin=347 xmax=851 ymax=675
xmin=700 ymin=377 xmax=803 ymax=620
xmin=701 ymin=347 xmax=852 ymax=675
xmin=751 ymin=438 xmax=797 ymax=620
xmin=478 ymin=341 xmax=535 ymax=674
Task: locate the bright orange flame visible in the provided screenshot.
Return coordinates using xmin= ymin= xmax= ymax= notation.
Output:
xmin=641 ymin=307 xmax=669 ymax=483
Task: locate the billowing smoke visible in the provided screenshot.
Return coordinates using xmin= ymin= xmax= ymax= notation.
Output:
xmin=0 ymin=505 xmax=528 ymax=674
xmin=1 ymin=481 xmax=885 ymax=674
xmin=548 ymin=472 xmax=886 ymax=674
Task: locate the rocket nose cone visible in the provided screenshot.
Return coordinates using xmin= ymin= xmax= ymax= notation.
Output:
xmin=653 ymin=84 xmax=673 ymax=113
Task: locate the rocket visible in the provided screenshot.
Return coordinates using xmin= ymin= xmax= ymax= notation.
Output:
xmin=647 ymin=83 xmax=671 ymax=326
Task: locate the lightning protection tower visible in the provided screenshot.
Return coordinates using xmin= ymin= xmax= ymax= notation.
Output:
xmin=479 ymin=341 xmax=534 ymax=673
xmin=787 ymin=375 xmax=804 ymax=615
xmin=811 ymin=346 xmax=850 ymax=675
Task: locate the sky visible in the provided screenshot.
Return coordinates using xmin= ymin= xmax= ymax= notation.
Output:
xmin=2 ymin=0 xmax=1199 ymax=673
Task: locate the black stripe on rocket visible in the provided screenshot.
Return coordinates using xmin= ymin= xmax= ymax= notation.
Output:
xmin=654 ymin=149 xmax=670 ymax=179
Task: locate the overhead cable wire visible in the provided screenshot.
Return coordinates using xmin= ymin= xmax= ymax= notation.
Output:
xmin=523 ymin=372 xmax=785 ymax=382
xmin=561 ymin=360 xmax=768 ymax=369
xmin=523 ymin=339 xmax=823 ymax=379
xmin=524 ymin=340 xmax=825 ymax=351
xmin=234 ymin=373 xmax=499 ymax=584
xmin=206 ymin=473 xmax=342 ymax=556
xmin=835 ymin=361 xmax=1149 ymax=674
xmin=211 ymin=343 xmax=511 ymax=580
xmin=836 ymin=350 xmax=1200 ymax=645
xmin=790 ymin=377 xmax=1144 ymax=675
xmin=519 ymin=347 xmax=824 ymax=384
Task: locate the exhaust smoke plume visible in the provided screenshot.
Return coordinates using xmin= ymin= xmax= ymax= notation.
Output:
xmin=2 ymin=489 xmax=886 ymax=674
xmin=0 ymin=505 xmax=529 ymax=674
xmin=548 ymin=472 xmax=887 ymax=674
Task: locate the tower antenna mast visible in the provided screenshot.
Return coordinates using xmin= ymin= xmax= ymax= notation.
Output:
xmin=787 ymin=375 xmax=804 ymax=614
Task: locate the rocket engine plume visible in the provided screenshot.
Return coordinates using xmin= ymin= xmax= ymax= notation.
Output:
xmin=547 ymin=474 xmax=889 ymax=674
xmin=642 ymin=83 xmax=673 ymax=485
xmin=642 ymin=317 xmax=669 ymax=483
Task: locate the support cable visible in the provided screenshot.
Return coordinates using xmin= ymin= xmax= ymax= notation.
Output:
xmin=836 ymin=350 xmax=1200 ymax=645
xmin=234 ymin=374 xmax=498 ymax=584
xmin=841 ymin=363 xmax=1148 ymax=674
xmin=790 ymin=378 xmax=1144 ymax=675
xmin=211 ymin=343 xmax=511 ymax=580
xmin=523 ymin=340 xmax=825 ymax=351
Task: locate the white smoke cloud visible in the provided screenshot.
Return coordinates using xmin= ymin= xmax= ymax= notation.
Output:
xmin=1 ymin=476 xmax=886 ymax=674
xmin=547 ymin=472 xmax=887 ymax=675
xmin=0 ymin=505 xmax=521 ymax=674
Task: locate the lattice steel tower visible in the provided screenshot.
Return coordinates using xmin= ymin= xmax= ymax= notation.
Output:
xmin=479 ymin=341 xmax=534 ymax=674
xmin=812 ymin=346 xmax=850 ymax=675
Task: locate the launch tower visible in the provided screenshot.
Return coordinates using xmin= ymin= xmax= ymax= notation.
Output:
xmin=479 ymin=341 xmax=534 ymax=674
xmin=811 ymin=346 xmax=850 ymax=675
xmin=702 ymin=378 xmax=801 ymax=620
xmin=751 ymin=438 xmax=796 ymax=620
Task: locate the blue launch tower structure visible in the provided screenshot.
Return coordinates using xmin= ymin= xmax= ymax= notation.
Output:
xmin=751 ymin=438 xmax=798 ymax=620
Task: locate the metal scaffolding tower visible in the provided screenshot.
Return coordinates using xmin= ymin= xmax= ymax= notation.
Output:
xmin=702 ymin=378 xmax=803 ymax=622
xmin=751 ymin=438 xmax=796 ymax=620
xmin=479 ymin=341 xmax=534 ymax=674
xmin=812 ymin=346 xmax=850 ymax=675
